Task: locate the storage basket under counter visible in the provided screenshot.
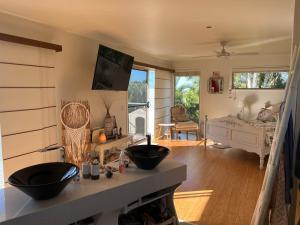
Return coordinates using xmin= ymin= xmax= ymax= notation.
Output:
xmin=118 ymin=186 xmax=179 ymax=225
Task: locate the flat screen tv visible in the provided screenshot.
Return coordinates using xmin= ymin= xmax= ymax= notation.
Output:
xmin=92 ymin=45 xmax=134 ymax=91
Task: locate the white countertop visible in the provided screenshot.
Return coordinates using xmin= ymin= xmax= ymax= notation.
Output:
xmin=0 ymin=160 xmax=186 ymax=225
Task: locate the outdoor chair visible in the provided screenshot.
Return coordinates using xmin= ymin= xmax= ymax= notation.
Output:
xmin=170 ymin=105 xmax=199 ymax=140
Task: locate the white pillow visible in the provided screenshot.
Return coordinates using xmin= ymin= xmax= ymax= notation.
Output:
xmin=267 ymin=103 xmax=281 ymax=114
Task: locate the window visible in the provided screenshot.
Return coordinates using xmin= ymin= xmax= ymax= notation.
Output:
xmin=232 ymin=71 xmax=289 ymax=89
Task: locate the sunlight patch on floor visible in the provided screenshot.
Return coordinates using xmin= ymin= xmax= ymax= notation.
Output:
xmin=174 ymin=190 xmax=213 ymax=223
xmin=157 ymin=139 xmax=207 ymax=147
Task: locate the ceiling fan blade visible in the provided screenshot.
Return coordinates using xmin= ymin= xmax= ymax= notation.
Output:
xmin=227 ymin=36 xmax=290 ymax=49
xmin=193 ymin=41 xmax=220 ymax=48
xmin=230 ymin=52 xmax=259 ymax=56
xmin=192 ymin=55 xmax=217 ymax=59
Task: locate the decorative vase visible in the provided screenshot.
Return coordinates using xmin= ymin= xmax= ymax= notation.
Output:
xmin=104 ymin=110 xmax=114 ymax=138
xmin=99 ymin=132 xmax=107 ymax=144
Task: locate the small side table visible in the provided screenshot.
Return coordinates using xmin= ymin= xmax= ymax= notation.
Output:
xmin=157 ymin=123 xmax=175 ymax=140
xmin=92 ymin=135 xmax=133 ymax=166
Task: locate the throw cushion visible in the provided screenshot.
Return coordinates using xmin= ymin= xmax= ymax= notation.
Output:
xmin=175 ymin=121 xmax=199 ymax=130
xmin=172 ymin=106 xmax=189 ymax=122
xmin=257 ymin=109 xmax=275 ymax=122
xmin=267 ymin=103 xmax=281 ymax=114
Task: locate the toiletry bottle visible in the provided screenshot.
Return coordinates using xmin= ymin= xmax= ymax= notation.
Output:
xmin=82 ymin=153 xmax=91 ymax=179
xmin=82 ymin=162 xmax=91 ymax=179
xmin=113 ymin=119 xmax=118 ymax=139
xmin=91 ymin=159 xmax=100 ymax=180
xmin=119 ymin=150 xmax=125 ymax=173
xmin=119 ymin=127 xmax=122 ymax=138
xmin=105 ymin=166 xmax=113 ymax=178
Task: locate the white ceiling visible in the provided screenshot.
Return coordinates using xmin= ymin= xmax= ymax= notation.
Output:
xmin=0 ymin=0 xmax=294 ymax=60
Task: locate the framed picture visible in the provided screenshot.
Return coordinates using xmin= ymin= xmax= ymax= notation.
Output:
xmin=208 ymin=72 xmax=224 ymax=94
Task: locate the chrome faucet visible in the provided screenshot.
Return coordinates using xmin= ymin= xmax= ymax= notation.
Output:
xmin=146 ymin=134 xmax=151 ymax=146
xmin=39 ymin=145 xmax=65 ymax=153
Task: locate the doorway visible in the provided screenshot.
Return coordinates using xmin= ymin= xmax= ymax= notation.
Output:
xmin=128 ymin=69 xmax=149 ymax=142
xmin=174 ymin=75 xmax=200 ymax=123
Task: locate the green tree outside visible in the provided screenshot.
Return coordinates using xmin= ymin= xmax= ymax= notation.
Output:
xmin=233 ymin=71 xmax=288 ymax=89
xmin=128 ymin=80 xmax=147 ymax=113
xmin=128 ymin=80 xmax=147 ymax=103
xmin=175 ymin=76 xmax=200 ymax=123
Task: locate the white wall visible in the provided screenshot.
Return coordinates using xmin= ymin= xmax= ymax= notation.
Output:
xmin=0 ymin=12 xmax=171 ymax=142
xmin=172 ymin=54 xmax=290 ymax=121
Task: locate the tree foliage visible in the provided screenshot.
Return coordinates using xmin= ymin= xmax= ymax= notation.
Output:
xmin=128 ymin=81 xmax=147 ymax=113
xmin=128 ymin=81 xmax=147 ymax=103
xmin=175 ymin=76 xmax=200 ymax=123
xmin=233 ymin=71 xmax=288 ymax=89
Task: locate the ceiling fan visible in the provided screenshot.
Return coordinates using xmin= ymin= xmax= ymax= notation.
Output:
xmin=193 ymin=41 xmax=259 ymax=58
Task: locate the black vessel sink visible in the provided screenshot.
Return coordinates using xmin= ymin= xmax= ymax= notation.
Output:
xmin=125 ymin=145 xmax=170 ymax=170
xmin=8 ymin=162 xmax=79 ymax=200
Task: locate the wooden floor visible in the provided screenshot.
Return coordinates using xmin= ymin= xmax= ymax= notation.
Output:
xmin=158 ymin=139 xmax=265 ymax=225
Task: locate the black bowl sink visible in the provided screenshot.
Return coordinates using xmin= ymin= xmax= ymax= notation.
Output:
xmin=125 ymin=145 xmax=170 ymax=170
xmin=8 ymin=162 xmax=79 ymax=200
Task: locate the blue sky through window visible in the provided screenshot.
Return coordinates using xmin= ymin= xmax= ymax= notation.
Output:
xmin=130 ymin=69 xmax=147 ymax=82
xmin=175 ymin=76 xmax=199 ymax=90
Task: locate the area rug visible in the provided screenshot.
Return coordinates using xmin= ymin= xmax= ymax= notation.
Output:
xmin=211 ymin=143 xmax=231 ymax=149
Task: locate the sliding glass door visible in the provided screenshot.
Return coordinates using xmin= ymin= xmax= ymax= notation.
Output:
xmin=128 ymin=69 xmax=149 ymax=142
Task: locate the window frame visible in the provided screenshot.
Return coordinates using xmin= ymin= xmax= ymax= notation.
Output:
xmin=231 ymin=70 xmax=289 ymax=90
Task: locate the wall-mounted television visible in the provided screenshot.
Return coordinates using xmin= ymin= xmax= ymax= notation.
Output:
xmin=92 ymin=45 xmax=134 ymax=91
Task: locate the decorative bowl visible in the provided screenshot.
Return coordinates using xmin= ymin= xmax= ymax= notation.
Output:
xmin=125 ymin=145 xmax=170 ymax=170
xmin=8 ymin=162 xmax=79 ymax=200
